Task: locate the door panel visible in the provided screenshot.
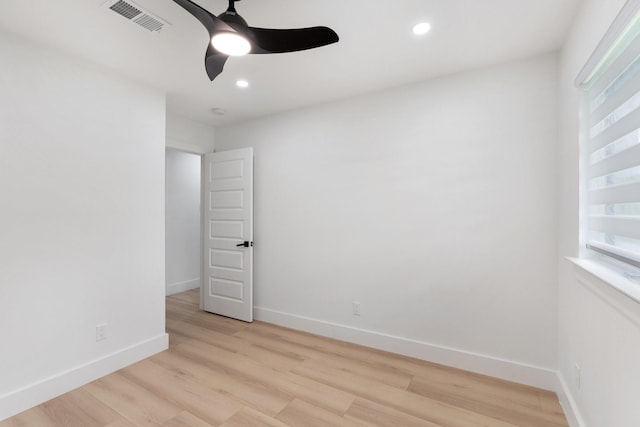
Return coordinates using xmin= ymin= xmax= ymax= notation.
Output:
xmin=203 ymin=148 xmax=253 ymax=322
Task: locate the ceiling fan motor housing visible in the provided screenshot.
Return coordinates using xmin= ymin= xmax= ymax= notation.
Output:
xmin=219 ymin=10 xmax=249 ymax=32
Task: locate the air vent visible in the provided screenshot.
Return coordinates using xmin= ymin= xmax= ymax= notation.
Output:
xmin=103 ymin=0 xmax=170 ymax=33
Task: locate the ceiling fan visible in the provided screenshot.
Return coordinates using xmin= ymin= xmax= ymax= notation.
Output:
xmin=172 ymin=0 xmax=340 ymax=81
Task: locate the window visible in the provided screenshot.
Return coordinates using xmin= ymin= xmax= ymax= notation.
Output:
xmin=577 ymin=1 xmax=640 ymax=272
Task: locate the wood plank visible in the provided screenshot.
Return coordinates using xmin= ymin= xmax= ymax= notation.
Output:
xmin=246 ymin=320 xmax=545 ymax=419
xmin=84 ymin=373 xmax=182 ymax=426
xmin=234 ymin=326 xmax=413 ymax=389
xmin=168 ymin=319 xmax=304 ymax=372
xmin=538 ymin=391 xmax=567 ymax=416
xmin=62 ymin=388 xmax=133 ymax=426
xmin=176 ymin=338 xmax=356 ymax=412
xmin=119 ymin=358 xmax=241 ymax=425
xmin=276 ymin=372 xmax=357 ymax=414
xmin=409 ymin=365 xmax=543 ymax=411
xmin=0 ymin=406 xmax=57 ymax=427
xmin=150 ymin=350 xmax=291 ymax=417
xmin=162 ymin=411 xmax=213 ymax=427
xmin=171 ymin=339 xmax=356 ymax=414
xmin=344 ymin=398 xmax=441 ymax=427
xmin=104 ymin=420 xmax=137 ymax=427
xmin=220 ymin=407 xmax=290 ymax=427
xmin=409 ymin=376 xmax=568 ymax=427
xmin=167 ymin=290 xmax=199 ymax=306
xmin=166 ymin=308 xmax=243 ymax=336
xmin=246 ymin=321 xmax=543 ymax=415
xmin=276 ymin=399 xmax=366 ymax=427
xmin=246 ymin=321 xmax=377 ymax=364
xmin=40 ymin=395 xmax=103 ymax=427
xmin=293 ymin=361 xmax=519 ymax=427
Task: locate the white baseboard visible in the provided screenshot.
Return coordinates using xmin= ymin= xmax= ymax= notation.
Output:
xmin=555 ymin=374 xmax=585 ymax=427
xmin=0 ymin=333 xmax=169 ymax=421
xmin=167 ymin=278 xmax=200 ymax=296
xmin=254 ymin=307 xmax=557 ymax=390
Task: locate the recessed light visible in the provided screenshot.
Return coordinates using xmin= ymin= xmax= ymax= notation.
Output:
xmin=236 ymin=80 xmax=249 ymax=88
xmin=413 ymin=22 xmax=431 ymax=36
xmin=211 ymin=108 xmax=226 ymax=116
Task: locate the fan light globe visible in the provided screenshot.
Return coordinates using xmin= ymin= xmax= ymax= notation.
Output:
xmin=413 ymin=22 xmax=431 ymax=36
xmin=212 ymin=32 xmax=251 ymax=56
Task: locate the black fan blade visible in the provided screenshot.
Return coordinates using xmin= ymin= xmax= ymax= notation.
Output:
xmin=174 ymin=0 xmax=234 ymax=81
xmin=172 ymin=0 xmax=235 ymax=35
xmin=246 ymin=26 xmax=339 ymax=54
xmin=205 ymin=45 xmax=229 ymax=81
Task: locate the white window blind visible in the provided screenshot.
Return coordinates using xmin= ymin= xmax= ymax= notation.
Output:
xmin=577 ymin=1 xmax=640 ymax=269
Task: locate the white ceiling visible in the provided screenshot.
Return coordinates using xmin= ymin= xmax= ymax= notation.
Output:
xmin=0 ymin=0 xmax=581 ymax=126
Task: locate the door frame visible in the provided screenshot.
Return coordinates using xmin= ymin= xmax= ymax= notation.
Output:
xmin=199 ymin=153 xmax=205 ymax=310
xmin=164 ymin=147 xmax=205 ymax=299
xmin=164 ymin=147 xmax=252 ymax=315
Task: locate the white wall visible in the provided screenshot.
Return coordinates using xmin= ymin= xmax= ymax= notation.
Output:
xmin=215 ymin=53 xmax=560 ymax=386
xmin=166 ymin=113 xmax=215 ymax=154
xmin=0 ymin=31 xmax=168 ymax=419
xmin=557 ymin=1 xmax=640 ymax=426
xmin=166 ymin=149 xmax=201 ymax=295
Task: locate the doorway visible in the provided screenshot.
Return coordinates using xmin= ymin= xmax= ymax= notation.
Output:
xmin=165 ymin=147 xmax=255 ymax=322
xmin=165 ymin=148 xmax=202 ymax=297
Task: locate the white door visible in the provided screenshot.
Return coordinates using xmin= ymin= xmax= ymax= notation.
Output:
xmin=203 ymin=148 xmax=253 ymax=322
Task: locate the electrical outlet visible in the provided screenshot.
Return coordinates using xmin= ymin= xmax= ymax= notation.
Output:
xmin=352 ymin=301 xmax=361 ymax=316
xmin=96 ymin=323 xmax=108 ymax=342
xmin=575 ymin=364 xmax=581 ymax=390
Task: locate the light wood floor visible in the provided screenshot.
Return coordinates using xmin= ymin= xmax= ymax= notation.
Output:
xmin=2 ymin=290 xmax=568 ymax=426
